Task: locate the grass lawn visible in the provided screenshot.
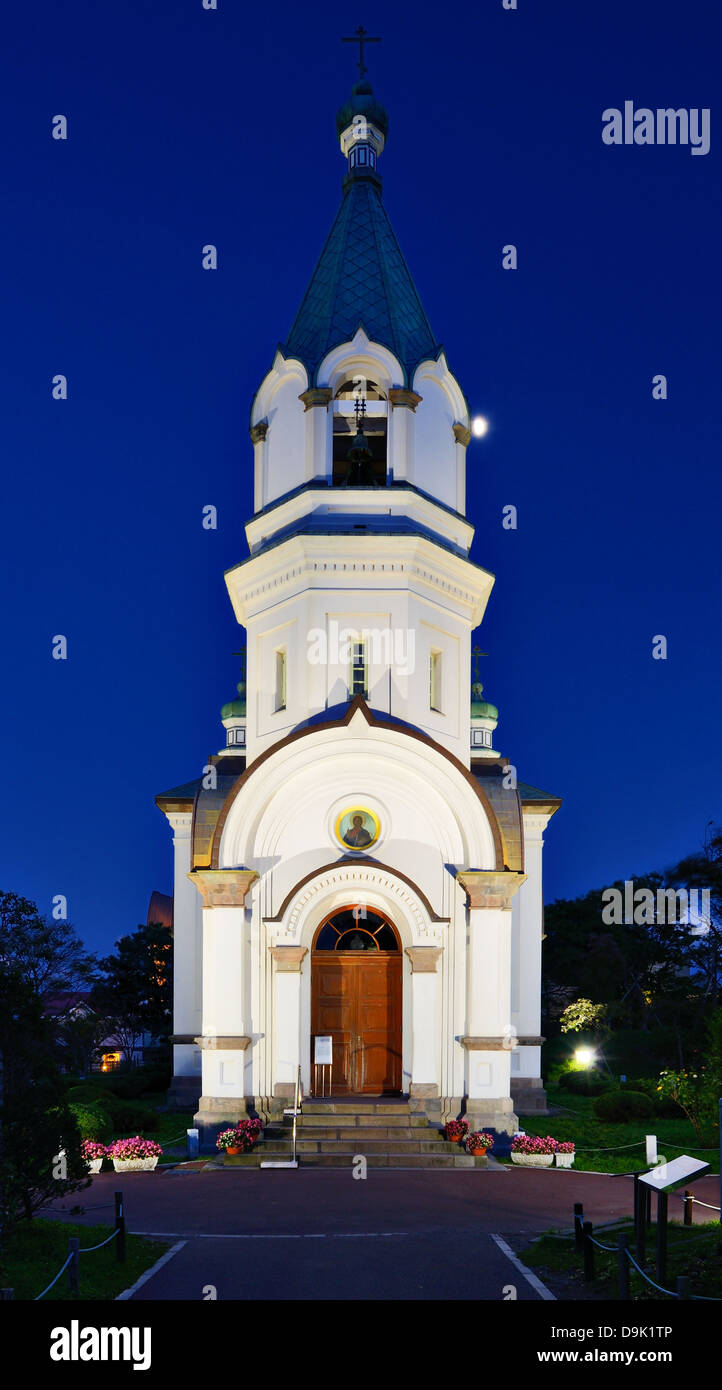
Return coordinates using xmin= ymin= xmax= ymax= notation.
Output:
xmin=516 ymin=1086 xmax=720 ymax=1174
xmin=521 ymin=1218 xmax=722 ymax=1301
xmin=0 ymin=1218 xmax=170 ymax=1301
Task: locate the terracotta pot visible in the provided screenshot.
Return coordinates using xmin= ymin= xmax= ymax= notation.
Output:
xmin=469 ymin=1148 xmax=489 ymax=1157
xmin=225 ymin=1146 xmax=242 ymax=1156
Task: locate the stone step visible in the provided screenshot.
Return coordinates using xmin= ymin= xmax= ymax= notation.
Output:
xmin=295 ymin=1112 xmax=426 ymax=1128
xmin=260 ymin=1138 xmax=460 ymax=1154
xmin=300 ymin=1101 xmax=411 ymax=1114
xmin=269 ymin=1126 xmax=442 ymax=1142
xmin=294 ymin=1153 xmax=483 ymax=1168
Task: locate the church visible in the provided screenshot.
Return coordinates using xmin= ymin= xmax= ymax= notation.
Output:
xmin=156 ymin=59 xmax=560 ymax=1147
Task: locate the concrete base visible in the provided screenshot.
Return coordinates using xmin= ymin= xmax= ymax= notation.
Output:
xmin=462 ymin=1097 xmax=518 ymax=1141
xmin=510 ymin=1077 xmax=548 ymax=1114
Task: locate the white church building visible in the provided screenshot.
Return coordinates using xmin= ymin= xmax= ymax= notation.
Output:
xmin=156 ymin=71 xmax=560 ymax=1141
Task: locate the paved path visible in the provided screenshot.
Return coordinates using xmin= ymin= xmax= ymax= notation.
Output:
xmin=45 ymin=1167 xmax=720 ymax=1301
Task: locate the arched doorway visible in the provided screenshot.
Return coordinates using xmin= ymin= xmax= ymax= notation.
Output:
xmin=311 ymin=906 xmax=402 ymax=1095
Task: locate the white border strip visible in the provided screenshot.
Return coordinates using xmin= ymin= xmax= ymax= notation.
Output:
xmin=115 ymin=1240 xmax=186 ymax=1300
xmin=490 ymin=1234 xmax=556 ymax=1301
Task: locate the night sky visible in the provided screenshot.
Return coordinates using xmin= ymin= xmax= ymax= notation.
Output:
xmin=1 ymin=1 xmax=719 ymax=953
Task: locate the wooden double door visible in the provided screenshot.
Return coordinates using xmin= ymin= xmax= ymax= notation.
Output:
xmin=311 ymin=952 xmax=402 ymax=1094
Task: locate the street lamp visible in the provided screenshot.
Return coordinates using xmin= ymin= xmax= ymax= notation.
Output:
xmin=575 ymin=1047 xmax=594 ymax=1068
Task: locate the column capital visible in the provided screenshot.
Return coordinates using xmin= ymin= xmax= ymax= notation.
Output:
xmin=270 ymin=945 xmax=308 ymax=972
xmin=299 ymin=387 xmax=333 ymax=411
xmin=187 ymin=868 xmax=259 ymax=907
xmin=193 ymin=1035 xmax=251 ymax=1051
xmin=388 ymin=387 xmax=422 ymax=410
xmin=460 ymin=1035 xmax=513 ymax=1051
xmin=250 ymin=420 xmax=268 ymax=443
xmin=405 ymin=946 xmax=443 ymax=973
xmin=452 ymin=421 xmax=472 ymax=446
xmin=456 ymin=870 xmax=527 ymax=910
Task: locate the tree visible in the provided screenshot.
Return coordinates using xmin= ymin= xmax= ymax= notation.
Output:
xmin=0 ymin=966 xmax=88 ymax=1229
xmin=91 ymin=923 xmax=173 ymax=1060
xmin=559 ymin=999 xmax=607 ymax=1034
xmin=0 ymin=891 xmax=97 ymax=997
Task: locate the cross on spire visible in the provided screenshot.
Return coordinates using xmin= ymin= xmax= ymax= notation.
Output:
xmin=232 ymin=647 xmax=247 ymax=683
xmin=342 ymin=25 xmax=381 ymax=78
xmin=472 ymin=646 xmax=488 ymax=683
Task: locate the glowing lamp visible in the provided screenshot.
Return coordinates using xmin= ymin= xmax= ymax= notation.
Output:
xmin=472 ymin=416 xmax=489 ymax=438
xmin=575 ymin=1048 xmax=594 ymax=1067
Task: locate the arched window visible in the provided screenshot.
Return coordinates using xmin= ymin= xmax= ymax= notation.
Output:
xmin=313 ymin=906 xmax=399 ymax=951
xmin=332 ymin=378 xmax=388 ymax=486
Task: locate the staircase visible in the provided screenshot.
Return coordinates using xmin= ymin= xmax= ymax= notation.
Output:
xmin=231 ymin=1099 xmax=490 ymax=1168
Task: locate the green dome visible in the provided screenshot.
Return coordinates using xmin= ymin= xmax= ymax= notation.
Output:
xmin=336 ymin=80 xmax=389 ymax=139
xmin=221 ymin=681 xmax=246 ymax=721
xmin=471 ymin=680 xmax=498 ymax=722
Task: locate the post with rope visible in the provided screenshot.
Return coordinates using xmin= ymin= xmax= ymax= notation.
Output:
xmin=573 ymin=1202 xmax=584 ymax=1250
xmin=683 ymin=1190 xmax=694 ymax=1225
xmin=114 ymin=1191 xmax=126 ymax=1263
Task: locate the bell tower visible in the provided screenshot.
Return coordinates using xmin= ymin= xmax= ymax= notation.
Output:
xmin=223 ymin=63 xmax=496 ymax=768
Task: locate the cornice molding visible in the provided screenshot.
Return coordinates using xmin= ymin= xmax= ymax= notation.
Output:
xmin=187 ymin=868 xmax=259 ymax=907
xmin=456 ymin=869 xmax=528 ymax=910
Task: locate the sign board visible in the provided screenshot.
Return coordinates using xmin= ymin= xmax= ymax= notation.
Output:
xmin=314 ymin=1035 xmax=332 ymax=1066
xmin=638 ymin=1155 xmax=710 ymax=1193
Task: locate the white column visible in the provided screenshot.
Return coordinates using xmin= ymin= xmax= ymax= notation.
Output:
xmin=388 ymin=390 xmax=421 ymax=484
xmin=452 ymin=423 xmax=470 ymax=514
xmin=270 ymin=946 xmax=308 ymax=1098
xmin=405 ymin=947 xmax=442 ymax=1097
xmin=188 ymin=869 xmax=258 ymax=1123
xmin=512 ymin=812 xmax=552 ymax=1091
xmin=300 ymin=389 xmax=332 ymax=483
xmin=457 ymin=870 xmax=527 ymax=1133
xmin=167 ymin=811 xmax=199 ymax=1085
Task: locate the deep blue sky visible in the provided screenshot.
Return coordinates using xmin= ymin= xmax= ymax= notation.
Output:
xmin=1 ymin=1 xmax=719 ymax=953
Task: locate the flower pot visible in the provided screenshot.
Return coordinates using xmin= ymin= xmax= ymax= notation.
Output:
xmin=225 ymin=1146 xmax=242 ymax=1157
xmin=555 ymin=1152 xmax=575 ymax=1168
xmin=469 ymin=1148 xmax=490 ymax=1158
xmin=86 ymin=1158 xmax=104 ymax=1175
xmin=511 ymin=1152 xmax=554 ymax=1167
xmin=112 ymin=1156 xmax=159 ymax=1172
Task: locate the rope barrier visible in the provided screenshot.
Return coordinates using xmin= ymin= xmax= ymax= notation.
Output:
xmin=574 ymin=1140 xmax=646 ymax=1152
xmin=33 ymin=1253 xmax=75 ymax=1301
xmin=78 ymin=1229 xmax=119 ymax=1254
xmin=623 ymin=1248 xmax=678 ymax=1297
xmin=684 ymin=1197 xmax=721 ymax=1211
xmin=587 ymin=1234 xmax=619 ymax=1251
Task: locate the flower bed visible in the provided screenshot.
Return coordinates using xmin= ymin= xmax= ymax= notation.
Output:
xmin=108 ymin=1137 xmax=163 ymax=1172
xmin=510 ymin=1134 xmax=558 ymax=1167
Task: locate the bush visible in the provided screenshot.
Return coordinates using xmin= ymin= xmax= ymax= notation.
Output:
xmin=631 ymin=1077 xmax=682 ymax=1118
xmin=67 ymin=1083 xmax=109 ymax=1104
xmin=557 ymin=1069 xmax=608 ymax=1097
xmin=593 ymin=1090 xmax=653 ymax=1122
xmin=105 ymin=1100 xmax=160 ymax=1134
xmin=69 ymin=1102 xmax=112 ymax=1140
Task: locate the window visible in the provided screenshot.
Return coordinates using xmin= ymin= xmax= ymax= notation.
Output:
xmin=274 ymin=649 xmax=287 ymax=712
xmin=226 ymin=727 xmax=246 ymax=747
xmin=471 ymin=729 xmax=492 ymax=748
xmin=350 ymin=640 xmax=368 ymax=698
xmin=430 ymin=650 xmax=442 ymax=712
xmin=314 ymin=908 xmax=399 ymax=951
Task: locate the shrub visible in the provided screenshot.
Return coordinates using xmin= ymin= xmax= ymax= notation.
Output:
xmin=593 ymin=1090 xmax=652 ymax=1122
xmin=107 ymin=1100 xmax=160 ymax=1134
xmin=69 ymin=1101 xmax=112 ymax=1140
xmin=67 ymin=1083 xmax=108 ymax=1104
xmin=557 ymin=1069 xmax=608 ymax=1097
xmin=631 ymin=1077 xmax=681 ymax=1118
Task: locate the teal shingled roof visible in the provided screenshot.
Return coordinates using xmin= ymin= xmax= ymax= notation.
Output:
xmin=282 ymin=177 xmax=441 ymax=385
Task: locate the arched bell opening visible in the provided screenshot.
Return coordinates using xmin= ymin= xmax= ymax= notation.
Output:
xmin=332 ymin=378 xmax=388 ymax=486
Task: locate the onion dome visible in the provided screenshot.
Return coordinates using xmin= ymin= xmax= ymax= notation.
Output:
xmin=335 ymin=79 xmax=389 ymax=141
xmin=221 ymin=680 xmax=246 ymax=721
xmin=471 ymin=680 xmax=498 ymax=722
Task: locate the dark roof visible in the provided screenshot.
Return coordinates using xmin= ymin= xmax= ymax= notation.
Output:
xmin=282 ymin=176 xmax=441 ymax=385
xmin=155 ymin=778 xmax=201 ymax=805
xmin=517 ymin=780 xmax=562 ymax=806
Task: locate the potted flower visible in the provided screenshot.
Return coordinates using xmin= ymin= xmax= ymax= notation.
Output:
xmin=555 ymin=1141 xmax=575 ymax=1168
xmin=81 ymin=1139 xmax=107 ymax=1175
xmin=216 ymin=1127 xmax=243 ymax=1156
xmin=108 ymin=1137 xmax=163 ymax=1172
xmin=510 ymin=1134 xmax=558 ymax=1167
xmin=443 ymin=1119 xmax=469 ymax=1143
xmin=466 ymin=1131 xmax=494 ymax=1157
